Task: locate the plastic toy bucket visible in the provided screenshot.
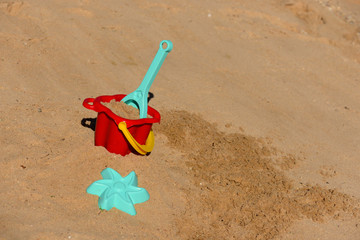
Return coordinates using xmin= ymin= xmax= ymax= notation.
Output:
xmin=83 ymin=94 xmax=160 ymax=156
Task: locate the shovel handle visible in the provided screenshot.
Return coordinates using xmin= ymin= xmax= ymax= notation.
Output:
xmin=122 ymin=40 xmax=173 ymax=118
xmin=137 ymin=40 xmax=173 ymax=97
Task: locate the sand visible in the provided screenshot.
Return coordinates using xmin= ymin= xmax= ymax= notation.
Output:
xmin=155 ymin=110 xmax=359 ymax=239
xmin=101 ymin=100 xmax=140 ymax=119
xmin=1 ymin=0 xmax=360 ymax=239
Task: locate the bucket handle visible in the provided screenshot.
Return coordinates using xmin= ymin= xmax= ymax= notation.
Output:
xmin=83 ymin=98 xmax=96 ymax=111
xmin=118 ymin=122 xmax=154 ymax=155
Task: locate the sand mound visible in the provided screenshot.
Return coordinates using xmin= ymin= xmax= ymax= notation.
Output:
xmin=155 ymin=110 xmax=360 ymax=239
xmin=101 ymin=100 xmax=140 ymax=119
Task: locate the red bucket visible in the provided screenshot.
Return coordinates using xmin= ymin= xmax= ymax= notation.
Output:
xmin=83 ymin=94 xmax=160 ymax=156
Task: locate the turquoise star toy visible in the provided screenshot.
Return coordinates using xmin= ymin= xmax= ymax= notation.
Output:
xmin=87 ymin=168 xmax=149 ymax=215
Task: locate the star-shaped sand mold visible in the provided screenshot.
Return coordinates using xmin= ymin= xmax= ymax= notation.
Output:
xmin=87 ymin=168 xmax=149 ymax=215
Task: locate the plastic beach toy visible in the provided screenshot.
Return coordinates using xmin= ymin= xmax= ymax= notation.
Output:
xmin=122 ymin=40 xmax=173 ymax=118
xmin=87 ymin=168 xmax=149 ymax=215
xmin=83 ymin=94 xmax=160 ymax=156
xmin=83 ymin=40 xmax=173 ymax=155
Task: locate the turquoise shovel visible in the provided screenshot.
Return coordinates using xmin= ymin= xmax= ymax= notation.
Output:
xmin=122 ymin=40 xmax=173 ymax=118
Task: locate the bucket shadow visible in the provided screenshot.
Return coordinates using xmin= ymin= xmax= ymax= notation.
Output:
xmin=81 ymin=118 xmax=96 ymax=131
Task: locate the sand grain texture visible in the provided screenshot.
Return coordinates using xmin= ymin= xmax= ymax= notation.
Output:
xmin=1 ymin=0 xmax=360 ymax=239
xmin=102 ymin=100 xmax=140 ymax=119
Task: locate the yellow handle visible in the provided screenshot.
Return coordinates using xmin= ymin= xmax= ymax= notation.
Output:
xmin=118 ymin=122 xmax=154 ymax=155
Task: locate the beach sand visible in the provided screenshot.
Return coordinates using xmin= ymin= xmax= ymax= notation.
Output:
xmin=1 ymin=0 xmax=360 ymax=239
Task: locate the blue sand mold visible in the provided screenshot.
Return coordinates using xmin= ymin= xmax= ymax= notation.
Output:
xmin=87 ymin=168 xmax=149 ymax=215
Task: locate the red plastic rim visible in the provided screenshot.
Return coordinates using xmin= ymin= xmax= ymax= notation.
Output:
xmin=83 ymin=94 xmax=161 ymax=127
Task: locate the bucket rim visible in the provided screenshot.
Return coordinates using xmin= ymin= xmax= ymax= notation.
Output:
xmin=83 ymin=94 xmax=160 ymax=128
